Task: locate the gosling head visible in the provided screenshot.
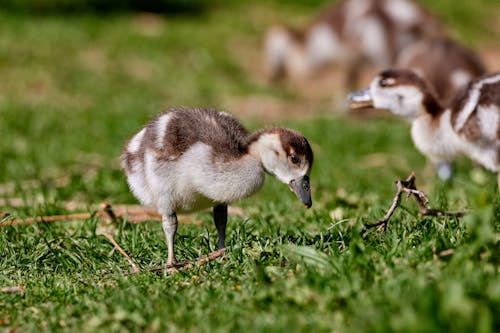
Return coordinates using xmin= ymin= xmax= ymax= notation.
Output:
xmin=249 ymin=128 xmax=314 ymax=208
xmin=348 ymin=69 xmax=443 ymax=119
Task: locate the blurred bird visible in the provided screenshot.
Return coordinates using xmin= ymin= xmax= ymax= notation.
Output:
xmin=121 ymin=108 xmax=313 ymax=266
xmin=395 ymin=36 xmax=486 ymax=106
xmin=264 ymin=0 xmax=442 ymax=88
xmin=348 ymin=69 xmax=500 ymax=190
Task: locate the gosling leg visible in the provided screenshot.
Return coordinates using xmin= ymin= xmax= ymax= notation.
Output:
xmin=437 ymin=161 xmax=453 ymax=181
xmin=162 ymin=213 xmax=178 ymax=266
xmin=213 ymin=204 xmax=228 ymax=250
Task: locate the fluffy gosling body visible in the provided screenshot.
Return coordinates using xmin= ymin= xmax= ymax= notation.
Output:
xmin=122 ymin=108 xmax=314 ymax=265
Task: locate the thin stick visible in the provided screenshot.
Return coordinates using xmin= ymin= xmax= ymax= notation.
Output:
xmin=0 ymin=204 xmax=161 ymax=227
xmin=419 ymin=207 xmax=468 ymax=218
xmin=99 ymin=203 xmax=162 ymax=221
xmin=409 ymin=190 xmax=467 ymax=218
xmin=361 ymin=180 xmax=406 ymax=234
xmin=0 ymin=197 xmax=88 ymax=210
xmin=100 ymin=232 xmax=140 ymax=274
xmin=362 ymin=172 xmax=467 ymax=235
xmin=1 ymin=203 xmax=243 ymax=227
xmin=1 ymin=286 xmax=25 ymax=294
xmin=182 ymin=247 xmax=228 ymax=269
xmin=97 ymin=203 xmax=141 ymax=274
xmin=0 ymin=213 xmax=94 ymax=227
xmin=134 ymin=247 xmax=228 ymax=275
xmin=165 ymin=247 xmax=228 ymax=274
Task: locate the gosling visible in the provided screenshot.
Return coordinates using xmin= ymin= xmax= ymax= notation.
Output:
xmin=121 ymin=108 xmax=314 ymax=266
xmin=348 ymin=69 xmax=500 ymax=190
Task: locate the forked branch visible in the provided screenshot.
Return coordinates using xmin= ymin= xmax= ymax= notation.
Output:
xmin=361 ymin=172 xmax=468 ymax=235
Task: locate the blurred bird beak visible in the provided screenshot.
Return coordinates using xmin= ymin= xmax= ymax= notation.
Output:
xmin=289 ymin=175 xmax=312 ymax=208
xmin=347 ymin=88 xmax=373 ymax=109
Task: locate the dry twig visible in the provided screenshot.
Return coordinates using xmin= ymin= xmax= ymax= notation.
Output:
xmin=96 ymin=204 xmax=140 ymax=274
xmin=362 ymin=172 xmax=467 ymax=235
xmin=134 ymin=247 xmax=228 ymax=275
xmin=99 ymin=232 xmax=140 ymax=274
xmin=0 ymin=203 xmax=162 ymax=227
xmin=0 ymin=203 xmax=244 ymax=227
xmin=1 ymin=286 xmax=25 ymax=294
xmin=0 ymin=212 xmax=97 ymax=227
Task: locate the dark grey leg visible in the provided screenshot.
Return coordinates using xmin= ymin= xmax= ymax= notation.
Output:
xmin=162 ymin=213 xmax=178 ymax=266
xmin=213 ymin=205 xmax=228 ymax=250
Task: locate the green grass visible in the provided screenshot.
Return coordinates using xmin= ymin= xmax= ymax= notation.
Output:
xmin=1 ymin=1 xmax=499 ymax=332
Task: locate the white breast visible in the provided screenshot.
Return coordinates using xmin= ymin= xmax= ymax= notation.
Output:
xmin=411 ymin=111 xmax=462 ymax=164
xmin=141 ymin=143 xmax=265 ymax=214
xmin=412 ymin=108 xmax=500 ymax=173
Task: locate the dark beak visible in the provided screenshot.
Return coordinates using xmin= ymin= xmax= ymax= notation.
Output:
xmin=289 ymin=175 xmax=312 ymax=208
xmin=347 ymin=88 xmax=373 ymax=109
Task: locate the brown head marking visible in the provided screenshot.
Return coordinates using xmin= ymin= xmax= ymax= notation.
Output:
xmin=276 ymin=128 xmax=314 ymax=167
xmin=379 ymin=69 xmax=444 ymax=116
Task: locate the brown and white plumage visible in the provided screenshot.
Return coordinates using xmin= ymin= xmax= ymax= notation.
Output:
xmin=264 ymin=0 xmax=442 ymax=87
xmin=348 ymin=69 xmax=500 ymax=190
xmin=395 ymin=37 xmax=486 ymax=105
xmin=121 ymin=108 xmax=314 ymax=265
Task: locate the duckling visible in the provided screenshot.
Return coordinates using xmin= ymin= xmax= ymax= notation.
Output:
xmin=348 ymin=69 xmax=500 ymax=190
xmin=121 ymin=108 xmax=314 ymax=266
xmin=395 ymin=37 xmax=486 ymax=106
xmin=264 ymin=0 xmax=442 ymax=88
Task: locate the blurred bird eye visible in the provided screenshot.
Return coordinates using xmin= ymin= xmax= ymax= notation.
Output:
xmin=379 ymin=77 xmax=395 ymax=87
xmin=290 ymin=154 xmax=300 ymax=164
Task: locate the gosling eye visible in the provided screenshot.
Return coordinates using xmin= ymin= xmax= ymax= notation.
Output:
xmin=379 ymin=77 xmax=395 ymax=87
xmin=290 ymin=154 xmax=300 ymax=165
